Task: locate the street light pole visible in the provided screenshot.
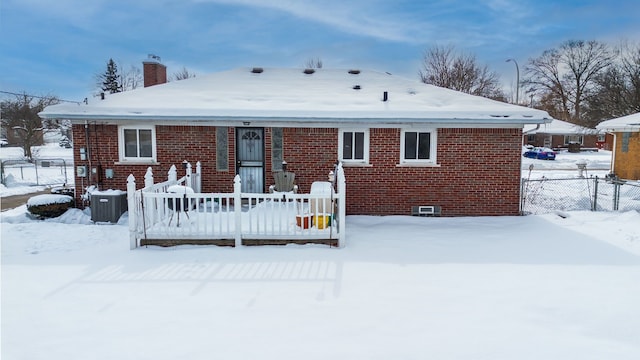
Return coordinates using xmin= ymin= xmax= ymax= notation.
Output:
xmin=506 ymin=58 xmax=519 ymax=104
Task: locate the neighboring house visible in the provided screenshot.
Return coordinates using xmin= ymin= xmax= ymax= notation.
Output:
xmin=523 ymin=119 xmax=602 ymax=151
xmin=0 ymin=124 xmax=44 ymax=147
xmin=596 ymin=112 xmax=640 ymax=180
xmin=40 ymin=60 xmax=552 ymax=216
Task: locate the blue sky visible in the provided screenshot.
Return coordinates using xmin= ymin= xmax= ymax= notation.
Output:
xmin=1 ymin=0 xmax=638 ymax=102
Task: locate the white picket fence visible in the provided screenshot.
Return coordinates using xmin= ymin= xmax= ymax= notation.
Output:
xmin=127 ymin=163 xmax=346 ymax=249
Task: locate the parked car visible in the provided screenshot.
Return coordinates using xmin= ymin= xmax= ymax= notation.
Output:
xmin=523 ymin=147 xmax=556 ymax=160
xmin=0 ymin=138 xmax=8 ymax=147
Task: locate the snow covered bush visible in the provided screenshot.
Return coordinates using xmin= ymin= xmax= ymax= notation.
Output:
xmin=27 ymin=194 xmax=75 ymax=219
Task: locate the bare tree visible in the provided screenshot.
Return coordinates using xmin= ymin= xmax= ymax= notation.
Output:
xmin=1 ymin=93 xmax=59 ymax=159
xmin=121 ymin=64 xmax=143 ymax=91
xmin=419 ymin=45 xmax=505 ymax=100
xmin=583 ymin=41 xmax=640 ymax=126
xmin=172 ymin=67 xmax=196 ymax=81
xmin=305 ymin=57 xmax=323 ymax=69
xmin=524 ymin=40 xmax=615 ymax=126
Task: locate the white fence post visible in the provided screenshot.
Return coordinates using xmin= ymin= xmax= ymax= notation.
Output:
xmin=144 ymin=167 xmax=154 ymax=189
xmin=234 ymin=175 xmax=242 ymax=248
xmin=186 ymin=162 xmax=192 ymax=188
xmin=168 ymin=165 xmax=177 ymax=184
xmin=127 ymin=174 xmax=138 ymax=249
xmin=195 ymin=161 xmax=202 ymax=193
xmin=336 ymin=164 xmax=346 ymax=248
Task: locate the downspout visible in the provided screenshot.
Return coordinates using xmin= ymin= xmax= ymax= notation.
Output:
xmin=522 ymin=124 xmax=541 ymax=147
xmin=520 ymin=123 xmax=540 ymax=215
xmin=85 ymin=120 xmax=92 ymax=200
xmin=609 ymin=132 xmax=616 ymax=175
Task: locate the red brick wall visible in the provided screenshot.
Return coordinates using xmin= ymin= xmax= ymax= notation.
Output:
xmin=279 ymin=128 xmax=339 ymax=193
xmin=71 ymin=124 xmax=236 ymax=206
xmin=282 ymin=127 xmax=523 ymax=216
xmin=143 ymin=62 xmax=167 ymax=88
xmin=73 ymin=124 xmax=523 ymax=216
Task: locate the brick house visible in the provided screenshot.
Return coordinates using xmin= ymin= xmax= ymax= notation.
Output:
xmin=40 ymin=60 xmax=552 ymax=216
xmin=523 ymin=119 xmax=602 ymax=151
xmin=596 ymin=112 xmax=640 ymax=180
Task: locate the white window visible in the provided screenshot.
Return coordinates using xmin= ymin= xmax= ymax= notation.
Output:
xmin=339 ymin=129 xmax=369 ymax=164
xmin=400 ymin=129 xmax=437 ymax=164
xmin=564 ymin=135 xmax=584 ymax=145
xmin=119 ymin=125 xmax=156 ymax=162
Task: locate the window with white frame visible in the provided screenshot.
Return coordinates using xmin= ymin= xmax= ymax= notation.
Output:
xmin=119 ymin=125 xmax=156 ymax=162
xmin=400 ymin=129 xmax=437 ymax=164
xmin=564 ymin=135 xmax=584 ymax=145
xmin=339 ymin=129 xmax=369 ymax=164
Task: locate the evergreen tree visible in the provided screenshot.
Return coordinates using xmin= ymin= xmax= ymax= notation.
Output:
xmin=100 ymin=58 xmax=122 ymax=94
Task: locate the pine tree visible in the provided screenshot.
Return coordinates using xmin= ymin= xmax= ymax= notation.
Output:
xmin=100 ymin=58 xmax=122 ymax=94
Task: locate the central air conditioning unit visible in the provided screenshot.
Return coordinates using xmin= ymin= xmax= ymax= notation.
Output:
xmin=411 ymin=205 xmax=441 ymax=217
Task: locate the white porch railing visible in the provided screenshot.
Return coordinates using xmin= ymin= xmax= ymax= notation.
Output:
xmin=127 ymin=163 xmax=346 ymax=249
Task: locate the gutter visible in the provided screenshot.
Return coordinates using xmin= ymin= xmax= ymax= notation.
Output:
xmin=39 ymin=113 xmax=552 ymax=126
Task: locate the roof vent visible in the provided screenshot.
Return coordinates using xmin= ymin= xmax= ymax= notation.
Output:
xmin=303 ymin=68 xmax=315 ymax=75
xmin=348 ymin=69 xmax=360 ymax=75
xmin=251 ymin=67 xmax=264 ymax=74
xmin=353 ymin=85 xmax=361 ymax=90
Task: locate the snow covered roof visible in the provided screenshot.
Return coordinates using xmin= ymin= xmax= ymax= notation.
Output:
xmin=596 ymin=112 xmax=640 ymax=132
xmin=40 ymin=68 xmax=552 ymax=126
xmin=523 ymin=119 xmax=599 ymax=135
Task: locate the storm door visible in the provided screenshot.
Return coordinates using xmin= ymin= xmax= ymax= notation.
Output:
xmin=236 ymin=128 xmax=265 ymax=193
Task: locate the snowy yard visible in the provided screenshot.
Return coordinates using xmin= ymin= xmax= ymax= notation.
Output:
xmin=3 ymin=143 xmax=640 ymax=359
xmin=1 ymin=209 xmax=640 ymax=359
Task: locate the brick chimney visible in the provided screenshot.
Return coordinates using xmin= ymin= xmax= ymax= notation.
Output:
xmin=143 ymin=54 xmax=167 ymax=87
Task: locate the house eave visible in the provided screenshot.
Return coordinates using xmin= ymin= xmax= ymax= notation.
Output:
xmin=596 ymin=126 xmax=640 ymax=132
xmin=43 ymin=113 xmax=551 ymax=128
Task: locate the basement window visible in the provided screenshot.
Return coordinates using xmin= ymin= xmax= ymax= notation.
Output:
xmin=118 ymin=125 xmax=156 ymax=163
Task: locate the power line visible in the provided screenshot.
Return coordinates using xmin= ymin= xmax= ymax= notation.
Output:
xmin=0 ymin=90 xmax=82 ymax=104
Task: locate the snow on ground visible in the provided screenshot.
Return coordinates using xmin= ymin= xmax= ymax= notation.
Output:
xmin=1 ymin=142 xmax=74 ymax=197
xmin=1 ymin=145 xmax=613 ymax=198
xmin=2 ymin=144 xmax=640 ymax=359
xmin=522 ymin=148 xmax=611 ymax=179
xmin=1 ymin=207 xmax=640 ymax=360
xmin=0 ymin=141 xmax=640 ymax=360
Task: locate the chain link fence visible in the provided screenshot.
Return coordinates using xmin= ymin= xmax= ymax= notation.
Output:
xmin=1 ymin=158 xmax=72 ymax=187
xmin=521 ymin=176 xmax=640 ymax=214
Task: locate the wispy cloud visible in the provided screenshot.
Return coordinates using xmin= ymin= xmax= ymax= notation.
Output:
xmin=195 ymin=0 xmax=434 ymax=43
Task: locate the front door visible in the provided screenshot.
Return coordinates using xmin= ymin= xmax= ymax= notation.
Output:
xmin=236 ymin=128 xmax=264 ymax=193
